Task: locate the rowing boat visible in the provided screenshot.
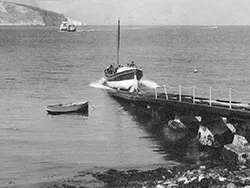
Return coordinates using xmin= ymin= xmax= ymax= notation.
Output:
xmin=45 ymin=101 xmax=88 ymax=115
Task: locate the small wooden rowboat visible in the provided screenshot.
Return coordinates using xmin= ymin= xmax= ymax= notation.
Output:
xmin=46 ymin=101 xmax=88 ymax=115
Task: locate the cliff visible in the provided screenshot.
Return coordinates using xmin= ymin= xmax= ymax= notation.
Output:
xmin=0 ymin=1 xmax=66 ymax=26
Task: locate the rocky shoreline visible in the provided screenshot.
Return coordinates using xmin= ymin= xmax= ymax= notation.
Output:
xmin=26 ymin=162 xmax=250 ymax=188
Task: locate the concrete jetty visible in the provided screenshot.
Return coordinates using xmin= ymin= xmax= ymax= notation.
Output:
xmin=107 ymin=85 xmax=250 ymax=120
xmin=106 ymin=85 xmax=250 ymax=166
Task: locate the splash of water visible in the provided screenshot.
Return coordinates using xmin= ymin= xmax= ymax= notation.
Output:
xmin=89 ymin=77 xmax=113 ymax=90
xmin=140 ymin=79 xmax=160 ymax=89
xmin=90 ymin=77 xmax=160 ymax=92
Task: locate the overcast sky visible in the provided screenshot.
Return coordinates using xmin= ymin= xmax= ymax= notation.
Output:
xmin=6 ymin=0 xmax=250 ymax=25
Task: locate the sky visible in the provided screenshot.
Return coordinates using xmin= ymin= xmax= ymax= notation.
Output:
xmin=5 ymin=0 xmax=250 ymax=25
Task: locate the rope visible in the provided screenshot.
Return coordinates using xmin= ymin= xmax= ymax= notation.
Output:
xmin=89 ymin=102 xmax=96 ymax=110
xmin=138 ymin=87 xmax=145 ymax=93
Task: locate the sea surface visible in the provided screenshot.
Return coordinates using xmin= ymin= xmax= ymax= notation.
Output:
xmin=1 ymin=25 xmax=250 ymax=186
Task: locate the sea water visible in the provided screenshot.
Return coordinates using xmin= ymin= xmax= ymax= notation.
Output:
xmin=1 ymin=25 xmax=250 ymax=185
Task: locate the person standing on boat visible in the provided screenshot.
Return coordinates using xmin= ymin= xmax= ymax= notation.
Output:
xmin=127 ymin=61 xmax=135 ymax=67
xmin=130 ymin=61 xmax=135 ymax=67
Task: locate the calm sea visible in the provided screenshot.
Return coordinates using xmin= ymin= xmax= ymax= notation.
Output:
xmin=1 ymin=25 xmax=250 ymax=186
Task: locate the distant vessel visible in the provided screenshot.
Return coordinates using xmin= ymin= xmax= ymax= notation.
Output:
xmin=59 ymin=20 xmax=76 ymax=32
xmin=207 ymin=26 xmax=218 ymax=29
xmin=104 ymin=19 xmax=143 ymax=90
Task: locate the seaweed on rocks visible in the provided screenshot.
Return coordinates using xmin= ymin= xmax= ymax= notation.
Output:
xmin=92 ymin=168 xmax=174 ymax=187
xmin=91 ymin=165 xmax=250 ymax=188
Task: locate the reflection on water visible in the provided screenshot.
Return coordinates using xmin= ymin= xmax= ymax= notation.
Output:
xmin=46 ymin=110 xmax=89 ymax=117
xmin=109 ymin=95 xmax=202 ymax=165
xmin=107 ymin=87 xmax=250 ymax=167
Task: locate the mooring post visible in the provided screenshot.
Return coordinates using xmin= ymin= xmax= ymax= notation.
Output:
xmin=179 ymin=85 xmax=182 ymax=102
xmin=155 ymin=87 xmax=157 ymax=99
xmin=163 ymin=85 xmax=168 ymax=100
xmin=192 ymin=86 xmax=195 ymax=104
xmin=209 ymin=87 xmax=212 ymax=106
xmin=229 ymin=88 xmax=232 ymax=109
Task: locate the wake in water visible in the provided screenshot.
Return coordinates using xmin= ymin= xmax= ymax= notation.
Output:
xmin=76 ymin=30 xmax=85 ymax=32
xmin=85 ymin=29 xmax=96 ymax=32
xmin=84 ymin=27 xmax=149 ymax=33
xmin=57 ymin=30 xmax=85 ymax=33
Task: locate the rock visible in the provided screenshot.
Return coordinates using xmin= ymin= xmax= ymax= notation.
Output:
xmin=163 ymin=180 xmax=172 ymax=185
xmin=90 ymin=166 xmax=250 ymax=188
xmin=167 ymin=170 xmax=173 ymax=174
xmin=199 ymin=177 xmax=211 ymax=188
xmin=168 ymin=119 xmax=186 ymax=131
xmin=218 ymin=176 xmax=227 ymax=182
xmin=156 ymin=184 xmax=165 ymax=188
xmin=177 ymin=176 xmax=188 ymax=183
xmin=240 ymin=165 xmax=247 ymax=170
xmin=190 ymin=177 xmax=197 ymax=182
xmin=227 ymin=183 xmax=237 ymax=188
xmin=200 ymin=165 xmax=206 ymax=170
xmin=198 ymin=175 xmax=204 ymax=182
xmin=62 ymin=184 xmax=76 ymax=188
xmin=233 ymin=134 xmax=249 ymax=146
xmin=185 ymin=170 xmax=193 ymax=175
xmin=197 ymin=126 xmax=214 ymax=146
xmin=245 ymin=177 xmax=250 ymax=185
xmin=226 ymin=123 xmax=236 ymax=133
xmin=157 ymin=180 xmax=164 ymax=184
xmin=167 ymin=183 xmax=178 ymax=187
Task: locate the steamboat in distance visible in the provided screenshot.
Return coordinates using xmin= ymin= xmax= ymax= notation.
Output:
xmin=59 ymin=19 xmax=77 ymax=32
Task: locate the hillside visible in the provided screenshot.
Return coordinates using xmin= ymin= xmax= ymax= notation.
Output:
xmin=0 ymin=1 xmax=66 ymax=26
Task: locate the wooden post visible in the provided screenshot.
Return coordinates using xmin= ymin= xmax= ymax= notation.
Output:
xmin=179 ymin=85 xmax=181 ymax=102
xmin=209 ymin=87 xmax=212 ymax=106
xmin=192 ymin=86 xmax=195 ymax=104
xmin=163 ymin=85 xmax=168 ymax=100
xmin=229 ymin=88 xmax=232 ymax=109
xmin=155 ymin=87 xmax=157 ymax=99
